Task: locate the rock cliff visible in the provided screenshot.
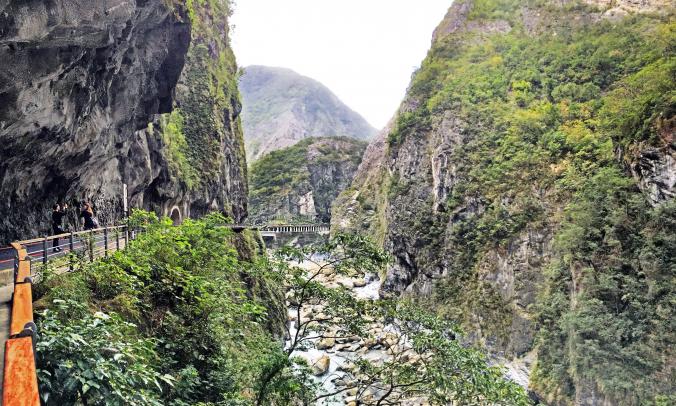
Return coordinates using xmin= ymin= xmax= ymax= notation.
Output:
xmin=333 ymin=1 xmax=675 ymax=404
xmin=239 ymin=65 xmax=376 ymax=161
xmin=0 ymin=0 xmax=247 ymax=241
xmin=249 ymin=137 xmax=366 ymax=224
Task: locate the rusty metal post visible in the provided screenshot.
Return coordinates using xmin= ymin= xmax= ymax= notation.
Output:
xmin=13 ymin=248 xmax=19 ymax=285
xmin=88 ymin=231 xmax=94 ymax=262
xmin=69 ymin=232 xmax=74 ymax=271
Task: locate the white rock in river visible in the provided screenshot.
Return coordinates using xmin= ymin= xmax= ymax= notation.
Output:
xmin=317 ymin=337 xmax=336 ymax=350
xmin=353 ymin=278 xmax=367 ymax=288
xmin=312 ymin=355 xmax=331 ymax=376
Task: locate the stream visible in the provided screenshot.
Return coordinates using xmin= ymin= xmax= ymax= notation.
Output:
xmin=284 ymin=262 xmax=423 ymax=405
xmin=282 ymin=260 xmax=532 ymax=405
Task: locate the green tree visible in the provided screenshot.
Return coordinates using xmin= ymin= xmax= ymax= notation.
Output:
xmin=256 ymin=234 xmax=531 ymax=405
xmin=36 ymin=300 xmax=173 ymax=406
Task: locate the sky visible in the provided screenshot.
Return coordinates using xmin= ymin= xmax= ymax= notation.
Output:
xmin=231 ymin=0 xmax=451 ymax=130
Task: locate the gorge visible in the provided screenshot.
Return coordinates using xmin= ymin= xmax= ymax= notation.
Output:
xmin=0 ymin=0 xmax=673 ymax=405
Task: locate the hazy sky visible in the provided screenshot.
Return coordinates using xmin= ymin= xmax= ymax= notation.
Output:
xmin=231 ymin=0 xmax=451 ymax=129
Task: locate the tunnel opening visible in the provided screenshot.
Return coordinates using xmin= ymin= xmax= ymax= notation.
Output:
xmin=170 ymin=207 xmax=181 ymax=226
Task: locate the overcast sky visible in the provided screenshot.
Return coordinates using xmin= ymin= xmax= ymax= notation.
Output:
xmin=231 ymin=0 xmax=451 ymax=130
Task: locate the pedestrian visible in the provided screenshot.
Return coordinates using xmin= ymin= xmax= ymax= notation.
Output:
xmin=80 ymin=202 xmax=97 ymax=231
xmin=51 ymin=203 xmax=68 ymax=252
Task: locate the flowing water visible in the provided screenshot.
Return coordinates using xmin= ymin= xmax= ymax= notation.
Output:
xmin=283 ymin=261 xmax=531 ymax=405
xmin=284 ymin=262 xmax=396 ymax=405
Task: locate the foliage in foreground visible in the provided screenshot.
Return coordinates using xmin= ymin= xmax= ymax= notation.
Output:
xmin=35 ymin=211 xmax=280 ymax=405
xmin=34 ymin=210 xmax=530 ymax=405
xmin=256 ymin=236 xmax=531 ymax=405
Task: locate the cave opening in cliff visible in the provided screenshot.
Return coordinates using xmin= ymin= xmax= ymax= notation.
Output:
xmin=170 ymin=207 xmax=182 ymax=226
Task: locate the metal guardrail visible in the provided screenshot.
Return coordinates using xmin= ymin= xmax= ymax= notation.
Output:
xmin=0 ymin=226 xmax=129 ymax=274
xmin=1 ymin=225 xmax=130 ymax=406
xmin=221 ymin=223 xmax=330 ymax=234
xmin=0 ymin=222 xmax=325 ymax=404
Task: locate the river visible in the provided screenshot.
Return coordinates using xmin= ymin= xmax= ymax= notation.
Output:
xmin=282 ymin=260 xmax=532 ymax=405
xmin=284 ymin=262 xmax=427 ymax=405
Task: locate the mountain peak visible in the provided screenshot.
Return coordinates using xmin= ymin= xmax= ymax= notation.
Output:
xmin=240 ymin=65 xmax=377 ymax=161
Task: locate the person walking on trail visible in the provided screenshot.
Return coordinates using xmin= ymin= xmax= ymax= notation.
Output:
xmin=51 ymin=203 xmax=68 ymax=252
xmin=80 ymin=202 xmax=97 ymax=231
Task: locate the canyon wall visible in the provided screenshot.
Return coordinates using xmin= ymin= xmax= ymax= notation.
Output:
xmin=249 ymin=137 xmax=366 ymax=224
xmin=333 ymin=1 xmax=675 ymax=404
xmin=0 ymin=0 xmax=247 ymax=241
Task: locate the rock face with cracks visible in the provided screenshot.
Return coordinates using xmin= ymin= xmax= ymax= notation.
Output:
xmin=0 ymin=0 xmax=247 ymax=242
xmin=333 ymin=1 xmax=675 ymax=404
xmin=249 ymin=137 xmax=367 ymax=224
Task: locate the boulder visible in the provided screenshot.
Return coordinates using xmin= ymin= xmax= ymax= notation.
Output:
xmin=312 ymin=355 xmax=331 ymax=376
xmin=353 ymin=278 xmax=367 ymax=287
xmin=317 ymin=337 xmax=336 ymax=350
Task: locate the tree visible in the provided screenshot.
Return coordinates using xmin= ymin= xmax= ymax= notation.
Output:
xmin=255 ymin=234 xmax=531 ymax=405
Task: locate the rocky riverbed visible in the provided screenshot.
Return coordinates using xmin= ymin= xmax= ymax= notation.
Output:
xmin=283 ymin=261 xmax=533 ymax=405
xmin=284 ymin=262 xmax=427 ymax=405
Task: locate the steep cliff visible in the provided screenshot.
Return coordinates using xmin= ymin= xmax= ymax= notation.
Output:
xmin=240 ymin=65 xmax=376 ymax=161
xmin=333 ymin=1 xmax=675 ymax=404
xmin=147 ymin=0 xmax=247 ymax=225
xmin=0 ymin=0 xmax=247 ymax=242
xmin=249 ymin=137 xmax=366 ymax=224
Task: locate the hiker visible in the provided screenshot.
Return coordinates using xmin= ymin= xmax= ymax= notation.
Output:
xmin=51 ymin=203 xmax=68 ymax=252
xmin=80 ymin=202 xmax=97 ymax=231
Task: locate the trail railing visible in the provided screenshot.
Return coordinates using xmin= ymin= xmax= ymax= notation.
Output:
xmin=0 ymin=226 xmax=130 ymax=275
xmin=1 ymin=225 xmax=130 ymax=406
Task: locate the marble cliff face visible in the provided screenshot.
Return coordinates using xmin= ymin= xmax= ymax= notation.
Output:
xmin=0 ymin=0 xmax=247 ymax=241
xmin=249 ymin=137 xmax=367 ymax=224
xmin=332 ymin=1 xmax=674 ymax=404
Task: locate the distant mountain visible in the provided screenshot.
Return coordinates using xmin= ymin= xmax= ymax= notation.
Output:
xmin=239 ymin=65 xmax=377 ymax=161
xmin=248 ymin=137 xmax=367 ymax=224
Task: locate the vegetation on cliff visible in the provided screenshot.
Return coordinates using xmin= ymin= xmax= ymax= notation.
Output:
xmin=33 ymin=211 xmax=531 ymax=405
xmin=156 ymin=0 xmax=248 ymax=221
xmin=335 ymin=0 xmax=674 ymax=404
xmin=249 ymin=137 xmax=367 ymax=223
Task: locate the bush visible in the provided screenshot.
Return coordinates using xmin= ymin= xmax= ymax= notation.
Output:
xmin=37 ymin=300 xmax=171 ymax=406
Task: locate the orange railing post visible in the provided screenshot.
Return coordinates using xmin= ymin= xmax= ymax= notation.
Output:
xmin=1 ymin=224 xmax=132 ymax=405
xmin=3 ymin=243 xmax=40 ymax=406
xmin=3 ymin=337 xmax=39 ymax=406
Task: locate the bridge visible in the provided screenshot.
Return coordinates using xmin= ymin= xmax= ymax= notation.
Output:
xmin=257 ymin=223 xmax=330 ymax=241
xmin=0 ymin=222 xmax=328 ymax=404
